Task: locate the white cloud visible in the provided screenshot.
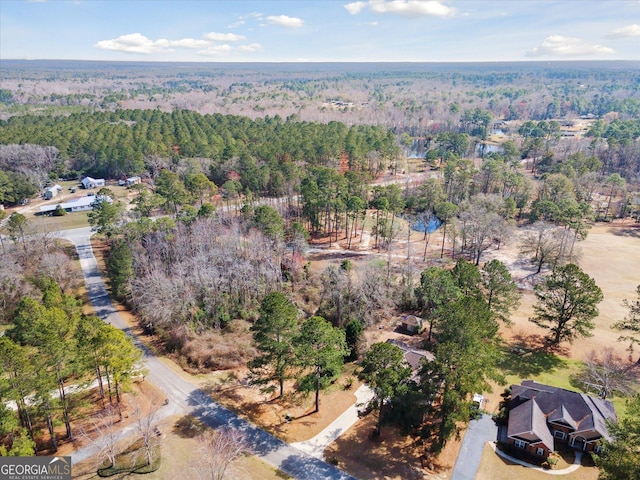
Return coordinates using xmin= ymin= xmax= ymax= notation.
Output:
xmin=95 ymin=33 xmax=260 ymax=57
xmin=94 ymin=33 xmax=170 ymax=54
xmin=345 ymin=0 xmax=454 ymax=17
xmin=168 ymin=38 xmax=211 ymax=49
xmin=607 ymin=24 xmax=640 ymax=38
xmin=204 ymin=32 xmax=246 ymax=42
xmin=228 ymin=20 xmax=246 ymax=28
xmin=366 ymin=21 xmax=379 ymax=26
xmin=242 ymin=12 xmax=263 ymax=20
xmin=237 ymin=43 xmax=263 ymax=52
xmin=527 ymin=35 xmax=615 ymax=57
xmin=344 ymin=1 xmax=367 ymax=14
xmin=267 ymin=15 xmax=304 ymax=28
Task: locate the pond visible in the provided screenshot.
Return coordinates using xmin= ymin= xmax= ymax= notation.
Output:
xmin=411 ymin=216 xmax=442 ymax=233
xmin=476 ymin=143 xmax=504 ymax=156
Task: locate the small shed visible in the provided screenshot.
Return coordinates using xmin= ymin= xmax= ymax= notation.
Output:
xmin=43 ymin=184 xmax=62 ymax=200
xmin=399 ymin=315 xmax=424 ymax=334
xmin=126 ymin=176 xmax=142 ymax=187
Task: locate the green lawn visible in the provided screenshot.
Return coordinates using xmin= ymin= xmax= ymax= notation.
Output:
xmin=33 ymin=212 xmax=91 ymax=231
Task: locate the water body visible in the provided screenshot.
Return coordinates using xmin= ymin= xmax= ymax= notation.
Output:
xmin=477 ymin=143 xmax=504 ymax=156
xmin=412 ymin=216 xmax=442 ymax=233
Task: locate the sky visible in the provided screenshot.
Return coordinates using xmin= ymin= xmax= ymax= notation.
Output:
xmin=1 ymin=0 xmax=639 ymax=62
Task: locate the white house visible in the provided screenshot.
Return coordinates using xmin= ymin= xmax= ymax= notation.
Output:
xmin=43 ymin=184 xmax=62 ymax=200
xmin=82 ymin=177 xmax=105 ymax=189
xmin=39 ymin=195 xmax=112 ymax=214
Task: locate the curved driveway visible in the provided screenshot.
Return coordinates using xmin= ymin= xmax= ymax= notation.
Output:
xmin=61 ymin=227 xmax=356 ymax=480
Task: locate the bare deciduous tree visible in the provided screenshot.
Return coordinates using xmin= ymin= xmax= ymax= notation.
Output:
xmin=571 ymin=348 xmax=639 ymax=399
xmin=39 ymin=251 xmax=79 ymax=294
xmin=128 ymin=218 xmax=282 ymax=332
xmin=79 ymin=406 xmax=125 ymax=469
xmin=519 ymin=221 xmax=565 ymax=274
xmin=191 ymin=428 xmax=246 ymax=480
xmin=0 ymin=256 xmax=32 ymax=323
xmin=131 ymin=397 xmax=162 ymax=468
xmin=0 ymin=144 xmax=61 ymax=190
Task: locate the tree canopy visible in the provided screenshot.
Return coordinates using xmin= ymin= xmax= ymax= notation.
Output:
xmin=295 ymin=316 xmax=348 ymax=413
xmin=530 ymin=263 xmax=603 ymax=345
xmin=359 ymin=342 xmax=412 ymax=434
xmin=248 ymin=292 xmax=299 ymax=397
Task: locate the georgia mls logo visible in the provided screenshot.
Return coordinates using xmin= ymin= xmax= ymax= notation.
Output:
xmin=0 ymin=456 xmax=71 ymax=480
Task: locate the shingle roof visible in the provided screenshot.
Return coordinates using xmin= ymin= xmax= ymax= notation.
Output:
xmin=548 ymin=404 xmax=577 ymax=429
xmin=385 ymin=339 xmax=433 ymax=381
xmin=508 ymin=381 xmax=617 ymax=448
xmin=507 ymin=399 xmax=555 ymax=450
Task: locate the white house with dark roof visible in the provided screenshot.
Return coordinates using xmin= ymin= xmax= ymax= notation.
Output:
xmin=506 ymin=380 xmax=616 ymax=458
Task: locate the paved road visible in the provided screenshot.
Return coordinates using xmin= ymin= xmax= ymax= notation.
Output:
xmin=61 ymin=227 xmax=357 ymax=480
xmin=450 ymin=414 xmax=497 ymax=480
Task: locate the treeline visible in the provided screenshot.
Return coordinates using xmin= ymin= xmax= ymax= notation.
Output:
xmin=0 ymin=109 xmax=398 ymax=183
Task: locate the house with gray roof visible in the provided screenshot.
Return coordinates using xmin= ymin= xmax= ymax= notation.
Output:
xmin=506 ymin=380 xmax=616 ymax=458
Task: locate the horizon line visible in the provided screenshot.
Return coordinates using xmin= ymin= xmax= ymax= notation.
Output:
xmin=2 ymin=58 xmax=639 ymax=65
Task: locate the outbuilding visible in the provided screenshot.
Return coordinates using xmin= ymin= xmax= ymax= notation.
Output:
xmin=399 ymin=314 xmax=424 ymax=334
xmin=126 ymin=176 xmax=142 ymax=187
xmin=43 ymin=184 xmax=63 ymax=200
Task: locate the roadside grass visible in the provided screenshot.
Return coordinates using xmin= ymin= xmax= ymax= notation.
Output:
xmin=33 ymin=212 xmax=90 ymax=231
xmin=74 ymin=413 xmax=292 ymax=480
xmin=97 ymin=439 xmax=161 ymax=477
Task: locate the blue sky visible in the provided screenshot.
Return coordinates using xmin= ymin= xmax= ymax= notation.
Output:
xmin=1 ymin=0 xmax=639 ymax=62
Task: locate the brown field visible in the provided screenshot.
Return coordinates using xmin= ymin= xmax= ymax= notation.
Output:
xmin=205 ymin=367 xmax=363 ymax=444
xmin=324 ymin=414 xmax=463 ymax=480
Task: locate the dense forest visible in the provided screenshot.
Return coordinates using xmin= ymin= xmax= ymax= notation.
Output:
xmin=0 ymin=109 xmax=398 ymax=182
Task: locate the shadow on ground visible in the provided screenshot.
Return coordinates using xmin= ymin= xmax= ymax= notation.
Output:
xmin=499 ymin=334 xmax=568 ymax=377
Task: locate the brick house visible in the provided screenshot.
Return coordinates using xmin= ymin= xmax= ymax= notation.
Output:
xmin=506 ymin=381 xmax=616 ymax=458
